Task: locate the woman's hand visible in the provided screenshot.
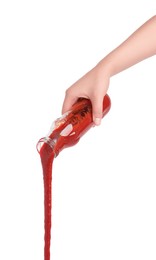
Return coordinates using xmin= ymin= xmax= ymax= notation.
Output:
xmin=62 ymin=15 xmax=156 ymax=126
xmin=62 ymin=62 xmax=111 ymax=126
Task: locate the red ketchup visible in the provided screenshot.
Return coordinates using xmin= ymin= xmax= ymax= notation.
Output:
xmin=37 ymin=94 xmax=111 ymax=260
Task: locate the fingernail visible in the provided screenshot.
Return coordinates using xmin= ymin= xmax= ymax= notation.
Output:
xmin=94 ymin=118 xmax=101 ymax=126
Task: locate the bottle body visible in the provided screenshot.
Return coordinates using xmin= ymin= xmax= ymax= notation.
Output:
xmin=37 ymin=94 xmax=111 ymax=157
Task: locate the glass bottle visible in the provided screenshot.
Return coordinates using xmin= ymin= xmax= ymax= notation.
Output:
xmin=37 ymin=94 xmax=111 ymax=157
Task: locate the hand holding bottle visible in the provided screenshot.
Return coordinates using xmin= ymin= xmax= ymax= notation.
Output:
xmin=62 ymin=64 xmax=111 ymax=126
xmin=62 ymin=15 xmax=156 ymax=126
xmin=38 ymin=94 xmax=111 ymax=157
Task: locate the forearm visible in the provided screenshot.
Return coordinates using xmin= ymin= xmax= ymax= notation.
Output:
xmin=62 ymin=15 xmax=156 ymax=124
xmin=99 ymin=15 xmax=156 ymax=76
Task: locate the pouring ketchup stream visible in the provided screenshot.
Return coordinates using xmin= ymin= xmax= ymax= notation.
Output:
xmin=37 ymin=95 xmax=111 ymax=260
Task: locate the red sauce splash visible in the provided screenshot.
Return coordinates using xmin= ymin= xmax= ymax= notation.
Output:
xmin=37 ymin=95 xmax=111 ymax=260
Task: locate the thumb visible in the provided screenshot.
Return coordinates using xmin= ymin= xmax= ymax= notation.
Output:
xmin=91 ymin=96 xmax=103 ymax=126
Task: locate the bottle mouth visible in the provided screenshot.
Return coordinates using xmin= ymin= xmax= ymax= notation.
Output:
xmin=36 ymin=137 xmax=57 ymax=153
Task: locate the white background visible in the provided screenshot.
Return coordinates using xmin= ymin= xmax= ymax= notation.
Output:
xmin=0 ymin=1 xmax=156 ymax=260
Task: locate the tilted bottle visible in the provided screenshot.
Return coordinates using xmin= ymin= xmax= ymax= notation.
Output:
xmin=37 ymin=94 xmax=111 ymax=156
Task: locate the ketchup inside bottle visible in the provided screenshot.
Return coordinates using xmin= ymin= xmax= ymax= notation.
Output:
xmin=37 ymin=95 xmax=111 ymax=260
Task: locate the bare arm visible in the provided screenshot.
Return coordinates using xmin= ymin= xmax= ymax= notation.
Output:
xmin=62 ymin=15 xmax=156 ymax=125
xmin=101 ymin=15 xmax=156 ymax=76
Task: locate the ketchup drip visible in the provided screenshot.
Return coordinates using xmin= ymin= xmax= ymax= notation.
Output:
xmin=37 ymin=95 xmax=111 ymax=260
xmin=40 ymin=145 xmax=55 ymax=260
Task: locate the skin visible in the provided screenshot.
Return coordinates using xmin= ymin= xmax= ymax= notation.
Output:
xmin=62 ymin=15 xmax=156 ymax=125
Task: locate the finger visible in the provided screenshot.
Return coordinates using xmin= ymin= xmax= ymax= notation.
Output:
xmin=62 ymin=93 xmax=78 ymax=114
xmin=91 ymin=96 xmax=104 ymax=126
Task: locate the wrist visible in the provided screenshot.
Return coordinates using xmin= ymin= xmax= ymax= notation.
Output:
xmin=96 ymin=56 xmax=115 ymax=78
